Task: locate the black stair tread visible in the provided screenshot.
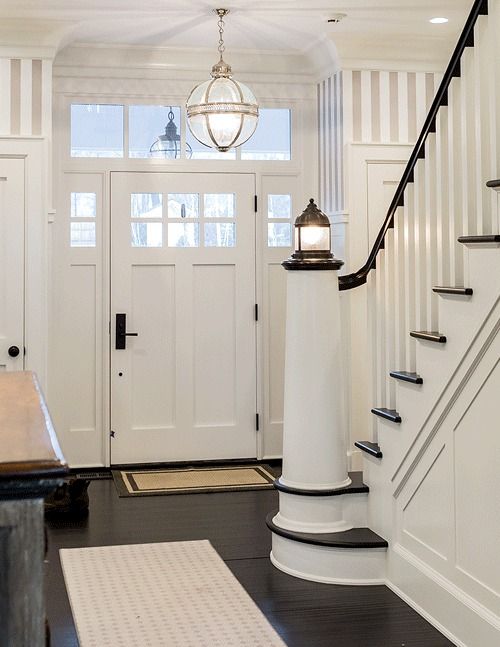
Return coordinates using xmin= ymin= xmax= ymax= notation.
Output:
xmin=433 ymin=286 xmax=473 ymax=296
xmin=410 ymin=331 xmax=447 ymax=343
xmin=486 ymin=179 xmax=500 ymax=188
xmin=371 ymin=407 xmax=402 ymax=423
xmin=355 ymin=441 xmax=382 ymax=458
xmin=274 ymin=471 xmax=369 ymax=497
xmin=390 ymin=371 xmax=423 ymax=385
xmin=458 ymin=235 xmax=500 ymax=244
xmin=266 ymin=512 xmax=388 ymax=549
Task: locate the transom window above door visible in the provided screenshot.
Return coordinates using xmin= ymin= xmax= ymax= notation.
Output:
xmin=70 ymin=104 xmax=291 ymax=161
xmin=130 ymin=193 xmax=237 ymax=248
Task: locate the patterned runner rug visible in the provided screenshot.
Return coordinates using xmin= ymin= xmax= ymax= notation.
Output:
xmin=60 ymin=540 xmax=286 ymax=647
xmin=112 ymin=464 xmax=275 ymax=497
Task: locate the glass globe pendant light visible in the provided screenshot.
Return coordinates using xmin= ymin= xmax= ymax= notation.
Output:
xmin=150 ymin=107 xmax=193 ymax=159
xmin=186 ymin=8 xmax=259 ymax=152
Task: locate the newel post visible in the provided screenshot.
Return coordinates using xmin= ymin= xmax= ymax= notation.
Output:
xmin=270 ymin=198 xmax=351 ymax=567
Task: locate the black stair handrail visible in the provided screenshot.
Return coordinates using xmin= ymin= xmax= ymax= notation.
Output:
xmin=338 ymin=0 xmax=488 ymax=291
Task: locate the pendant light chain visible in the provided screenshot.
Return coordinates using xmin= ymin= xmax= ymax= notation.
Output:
xmin=216 ymin=9 xmax=227 ymax=57
xmin=186 ymin=7 xmax=259 ymax=152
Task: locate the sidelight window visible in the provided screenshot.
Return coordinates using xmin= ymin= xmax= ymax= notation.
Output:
xmin=70 ymin=192 xmax=97 ymax=247
xmin=267 ymin=194 xmax=292 ymax=247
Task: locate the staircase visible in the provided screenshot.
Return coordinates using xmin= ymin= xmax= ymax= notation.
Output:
xmin=268 ymin=1 xmax=500 ymax=644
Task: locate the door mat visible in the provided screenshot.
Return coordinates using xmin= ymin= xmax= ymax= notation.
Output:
xmin=60 ymin=540 xmax=286 ymax=647
xmin=112 ymin=465 xmax=276 ymax=497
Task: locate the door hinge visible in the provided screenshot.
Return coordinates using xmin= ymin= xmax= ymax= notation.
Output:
xmin=110 ymin=430 xmax=115 ymax=438
xmin=254 ymin=304 xmax=259 ymax=321
xmin=255 ymin=413 xmax=260 ymax=431
xmin=254 ymin=195 xmax=258 ymax=213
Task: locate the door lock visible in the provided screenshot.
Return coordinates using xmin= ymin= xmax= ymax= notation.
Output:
xmin=115 ymin=314 xmax=139 ymax=350
xmin=8 ymin=346 xmax=20 ymax=358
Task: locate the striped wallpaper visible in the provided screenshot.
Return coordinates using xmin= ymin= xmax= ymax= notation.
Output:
xmin=319 ymin=69 xmax=443 ymax=214
xmin=0 ymin=57 xmax=52 ymax=137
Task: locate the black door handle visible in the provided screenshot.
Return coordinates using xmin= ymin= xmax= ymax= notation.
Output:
xmin=115 ymin=314 xmax=139 ymax=350
xmin=8 ymin=346 xmax=20 ymax=358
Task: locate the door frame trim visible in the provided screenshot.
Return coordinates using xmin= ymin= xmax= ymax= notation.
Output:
xmin=0 ymin=138 xmax=47 ymax=386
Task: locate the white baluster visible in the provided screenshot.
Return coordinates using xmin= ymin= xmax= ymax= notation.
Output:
xmin=375 ymin=249 xmax=386 ymax=408
xmin=435 ymin=107 xmax=450 ymax=288
xmin=448 ymin=77 xmax=466 ymax=285
xmin=403 ymin=183 xmax=416 ymax=371
xmin=413 ymin=162 xmax=427 ymax=332
xmin=393 ymin=206 xmax=406 ymax=371
xmin=384 ymin=228 xmax=396 ymax=405
xmin=424 ymin=133 xmax=439 ymax=331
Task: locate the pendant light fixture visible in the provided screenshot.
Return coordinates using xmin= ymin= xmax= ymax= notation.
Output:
xmin=150 ymin=107 xmax=193 ymax=159
xmin=186 ymin=8 xmax=259 ymax=152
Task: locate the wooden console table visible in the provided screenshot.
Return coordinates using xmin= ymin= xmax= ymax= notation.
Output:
xmin=0 ymin=371 xmax=67 ymax=646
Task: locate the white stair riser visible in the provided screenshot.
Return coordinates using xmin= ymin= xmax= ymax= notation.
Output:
xmin=275 ymin=491 xmax=368 ymax=533
xmin=270 ymin=534 xmax=386 ymax=585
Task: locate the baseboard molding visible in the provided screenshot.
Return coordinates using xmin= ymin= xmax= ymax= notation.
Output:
xmin=388 ymin=544 xmax=500 ymax=646
xmin=385 ymin=579 xmax=465 ymax=647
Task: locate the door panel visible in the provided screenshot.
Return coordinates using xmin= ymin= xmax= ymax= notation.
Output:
xmin=0 ymin=158 xmax=25 ymax=372
xmin=110 ymin=172 xmax=256 ymax=464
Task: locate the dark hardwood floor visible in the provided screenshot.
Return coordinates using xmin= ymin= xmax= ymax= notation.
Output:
xmin=45 ymin=478 xmax=453 ymax=646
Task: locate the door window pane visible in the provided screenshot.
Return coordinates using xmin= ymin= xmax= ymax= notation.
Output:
xmin=241 ymin=109 xmax=291 ymax=160
xmin=168 ymin=194 xmax=199 ymax=219
xmin=204 ymin=194 xmax=235 ymax=218
xmin=131 ymin=193 xmax=162 ymax=218
xmin=131 ymin=222 xmax=163 ymax=247
xmin=268 ymin=194 xmax=291 ymax=219
xmin=71 ymin=104 xmax=124 ymax=158
xmin=168 ymin=223 xmax=199 ymax=247
xmin=130 ymin=106 xmax=182 ymax=159
xmin=204 ymin=223 xmax=235 ymax=247
xmin=268 ymin=223 xmax=292 ymax=247
xmin=71 ymin=222 xmax=96 ymax=247
xmin=71 ymin=192 xmax=96 ymax=218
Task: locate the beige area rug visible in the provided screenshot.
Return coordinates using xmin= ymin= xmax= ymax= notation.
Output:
xmin=112 ymin=465 xmax=276 ymax=497
xmin=60 ymin=540 xmax=286 ymax=647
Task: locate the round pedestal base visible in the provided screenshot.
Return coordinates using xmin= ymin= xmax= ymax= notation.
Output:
xmin=270 ymin=534 xmax=386 ymax=585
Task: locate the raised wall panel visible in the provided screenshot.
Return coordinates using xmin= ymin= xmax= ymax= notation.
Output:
xmin=268 ymin=263 xmax=286 ymax=425
xmin=193 ymin=264 xmax=236 ymax=427
xmin=67 ymin=265 xmax=97 ymax=433
xmin=131 ymin=265 xmax=175 ymax=430
xmin=455 ymin=360 xmax=500 ymax=596
xmin=402 ymin=444 xmax=453 ymax=562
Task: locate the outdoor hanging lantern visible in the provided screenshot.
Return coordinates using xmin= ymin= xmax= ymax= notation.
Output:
xmin=150 ymin=108 xmax=193 ymax=159
xmin=283 ymin=199 xmax=338 ymax=269
xmin=186 ymin=8 xmax=259 ymax=152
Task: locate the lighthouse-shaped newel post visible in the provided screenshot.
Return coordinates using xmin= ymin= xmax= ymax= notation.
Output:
xmin=267 ymin=198 xmax=355 ymax=582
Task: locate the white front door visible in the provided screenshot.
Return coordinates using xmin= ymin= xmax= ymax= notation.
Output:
xmin=0 ymin=158 xmax=25 ymax=372
xmin=110 ymin=172 xmax=257 ymax=464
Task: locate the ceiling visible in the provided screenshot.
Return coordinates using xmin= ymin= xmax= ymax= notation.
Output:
xmin=0 ymin=1 xmax=473 ymax=70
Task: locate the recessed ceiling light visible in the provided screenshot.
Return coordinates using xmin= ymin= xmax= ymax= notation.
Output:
xmin=430 ymin=17 xmax=449 ymax=24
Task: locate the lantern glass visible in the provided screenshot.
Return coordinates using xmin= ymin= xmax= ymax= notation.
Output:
xmin=186 ymin=77 xmax=258 ymax=152
xmin=296 ymin=225 xmax=331 ymax=253
xmin=150 ymin=135 xmax=180 ymax=159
